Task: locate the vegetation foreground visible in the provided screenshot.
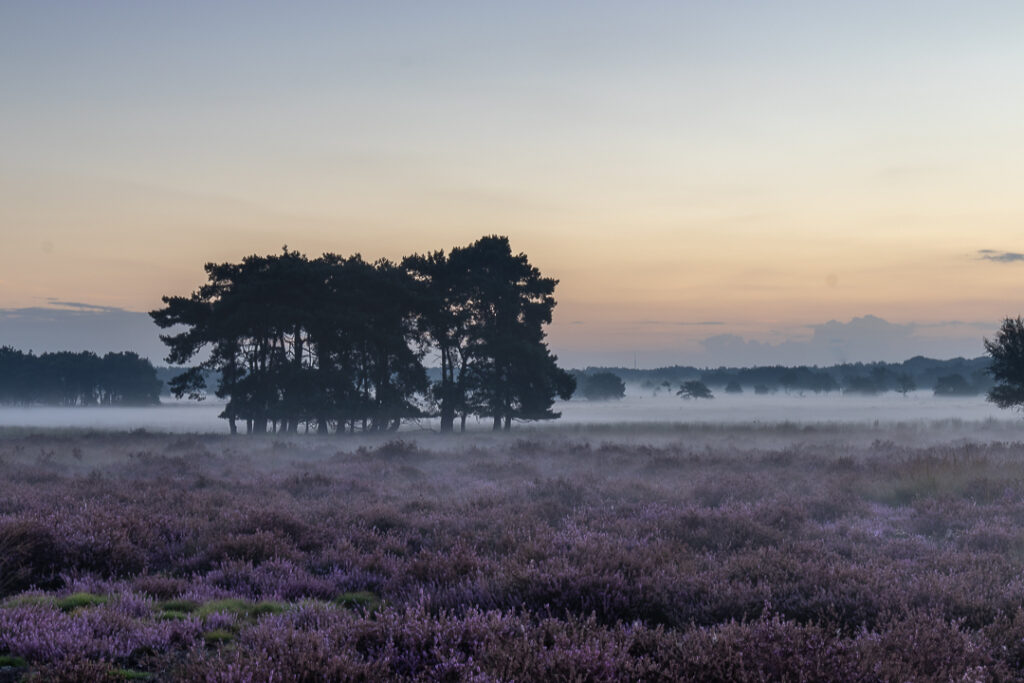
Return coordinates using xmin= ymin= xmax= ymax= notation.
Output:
xmin=5 ymin=425 xmax=1024 ymax=680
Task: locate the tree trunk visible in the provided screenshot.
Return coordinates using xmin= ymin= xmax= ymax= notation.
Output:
xmin=228 ymin=417 xmax=237 ymax=435
xmin=503 ymin=415 xmax=511 ymax=431
xmin=440 ymin=408 xmax=455 ymax=433
xmin=492 ymin=415 xmax=502 ymax=431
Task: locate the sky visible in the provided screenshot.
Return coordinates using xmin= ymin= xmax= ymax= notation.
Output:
xmin=2 ymin=1 xmax=1023 ymax=368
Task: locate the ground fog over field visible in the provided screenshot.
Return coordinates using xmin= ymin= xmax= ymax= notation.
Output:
xmin=5 ymin=423 xmax=1024 ymax=680
xmin=0 ymin=390 xmax=1010 ymax=434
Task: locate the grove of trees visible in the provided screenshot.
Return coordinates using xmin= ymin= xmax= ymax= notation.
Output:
xmin=0 ymin=348 xmax=161 ymax=406
xmin=592 ymin=356 xmax=993 ymax=398
xmin=150 ymin=236 xmax=575 ymax=434
xmin=574 ymin=371 xmax=626 ymax=401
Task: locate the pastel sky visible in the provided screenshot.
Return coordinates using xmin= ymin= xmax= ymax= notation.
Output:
xmin=2 ymin=1 xmax=1023 ymax=367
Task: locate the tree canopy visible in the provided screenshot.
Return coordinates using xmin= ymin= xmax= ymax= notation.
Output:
xmin=150 ymin=237 xmax=574 ymax=434
xmin=678 ymin=380 xmax=713 ymax=400
xmin=575 ymin=371 xmax=626 ymax=401
xmin=0 ymin=348 xmax=161 ymax=406
xmin=984 ymin=317 xmax=1024 ymax=409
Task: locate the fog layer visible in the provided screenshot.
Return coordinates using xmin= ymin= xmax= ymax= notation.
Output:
xmin=0 ymin=390 xmax=1011 ymax=434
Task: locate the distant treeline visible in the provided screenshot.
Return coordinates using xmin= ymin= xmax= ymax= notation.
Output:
xmin=577 ymin=356 xmax=993 ymax=397
xmin=151 ymin=236 xmax=574 ymax=434
xmin=0 ymin=347 xmax=161 ymax=406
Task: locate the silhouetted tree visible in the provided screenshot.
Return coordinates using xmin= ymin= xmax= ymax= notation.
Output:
xmin=724 ymin=380 xmax=743 ymax=394
xmin=896 ymin=372 xmax=916 ymax=396
xmin=0 ymin=347 xmax=159 ymax=406
xmin=985 ymin=317 xmax=1024 ymax=410
xmin=678 ymin=380 xmax=713 ymax=400
xmin=843 ymin=375 xmax=880 ymax=395
xmin=98 ymin=352 xmax=162 ymax=405
xmin=454 ymin=236 xmax=574 ymax=430
xmin=152 ymin=237 xmax=572 ymax=434
xmin=933 ymin=373 xmax=974 ymax=397
xmin=578 ymin=372 xmax=626 ymax=400
xmin=403 ymin=249 xmax=476 ymax=432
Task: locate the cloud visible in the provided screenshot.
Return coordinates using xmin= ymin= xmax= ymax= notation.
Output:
xmin=43 ymin=299 xmax=127 ymax=312
xmin=978 ymin=249 xmax=1024 ymax=263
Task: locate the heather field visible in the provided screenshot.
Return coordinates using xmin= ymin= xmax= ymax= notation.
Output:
xmin=6 ymin=423 xmax=1024 ymax=680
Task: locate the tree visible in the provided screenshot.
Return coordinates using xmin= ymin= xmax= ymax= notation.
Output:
xmin=933 ymin=373 xmax=974 ymax=397
xmin=402 ymin=249 xmax=476 ymax=432
xmin=454 ymin=236 xmax=574 ymax=430
xmin=151 ymin=238 xmax=572 ymax=434
xmin=724 ymin=380 xmax=743 ymax=394
xmin=98 ymin=352 xmax=162 ymax=405
xmin=0 ymin=347 xmax=159 ymax=407
xmin=985 ymin=317 xmax=1024 ymax=409
xmin=895 ymin=372 xmax=916 ymax=396
xmin=578 ymin=372 xmax=626 ymax=401
xmin=843 ymin=375 xmax=880 ymax=395
xmin=677 ymin=380 xmax=713 ymax=400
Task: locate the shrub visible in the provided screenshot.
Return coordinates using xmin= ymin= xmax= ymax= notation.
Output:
xmin=0 ymin=520 xmax=64 ymax=596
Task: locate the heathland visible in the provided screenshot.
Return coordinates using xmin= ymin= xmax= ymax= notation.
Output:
xmin=5 ymin=421 xmax=1024 ymax=680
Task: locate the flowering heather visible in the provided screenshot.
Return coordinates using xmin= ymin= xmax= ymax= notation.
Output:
xmin=3 ymin=424 xmax=1024 ymax=680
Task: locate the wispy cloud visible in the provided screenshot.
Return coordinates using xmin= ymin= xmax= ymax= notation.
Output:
xmin=978 ymin=249 xmax=1024 ymax=263
xmin=44 ymin=299 xmax=128 ymax=313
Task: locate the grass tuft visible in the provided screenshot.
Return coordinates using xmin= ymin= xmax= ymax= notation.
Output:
xmin=55 ymin=592 xmax=109 ymax=611
xmin=334 ymin=591 xmax=381 ymax=613
xmin=196 ymin=598 xmax=251 ymax=618
xmin=196 ymin=598 xmax=287 ymax=621
xmin=203 ymin=629 xmax=234 ymax=646
xmin=157 ymin=598 xmax=199 ymax=613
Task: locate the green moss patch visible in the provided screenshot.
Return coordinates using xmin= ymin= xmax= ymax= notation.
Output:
xmin=157 ymin=598 xmax=199 ymax=613
xmin=55 ymin=592 xmax=109 ymax=611
xmin=196 ymin=598 xmax=287 ymax=621
xmin=333 ymin=591 xmax=381 ymax=613
xmin=196 ymin=598 xmax=251 ymax=618
xmin=203 ymin=629 xmax=235 ymax=646
xmin=157 ymin=609 xmax=191 ymax=621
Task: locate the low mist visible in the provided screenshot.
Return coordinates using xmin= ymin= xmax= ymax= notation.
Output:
xmin=0 ymin=389 xmax=1013 ymax=435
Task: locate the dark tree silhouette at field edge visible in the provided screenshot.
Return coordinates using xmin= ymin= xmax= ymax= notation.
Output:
xmin=150 ymin=237 xmax=574 ymax=434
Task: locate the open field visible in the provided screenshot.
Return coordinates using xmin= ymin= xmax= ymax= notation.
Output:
xmin=5 ymin=424 xmax=1024 ymax=680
